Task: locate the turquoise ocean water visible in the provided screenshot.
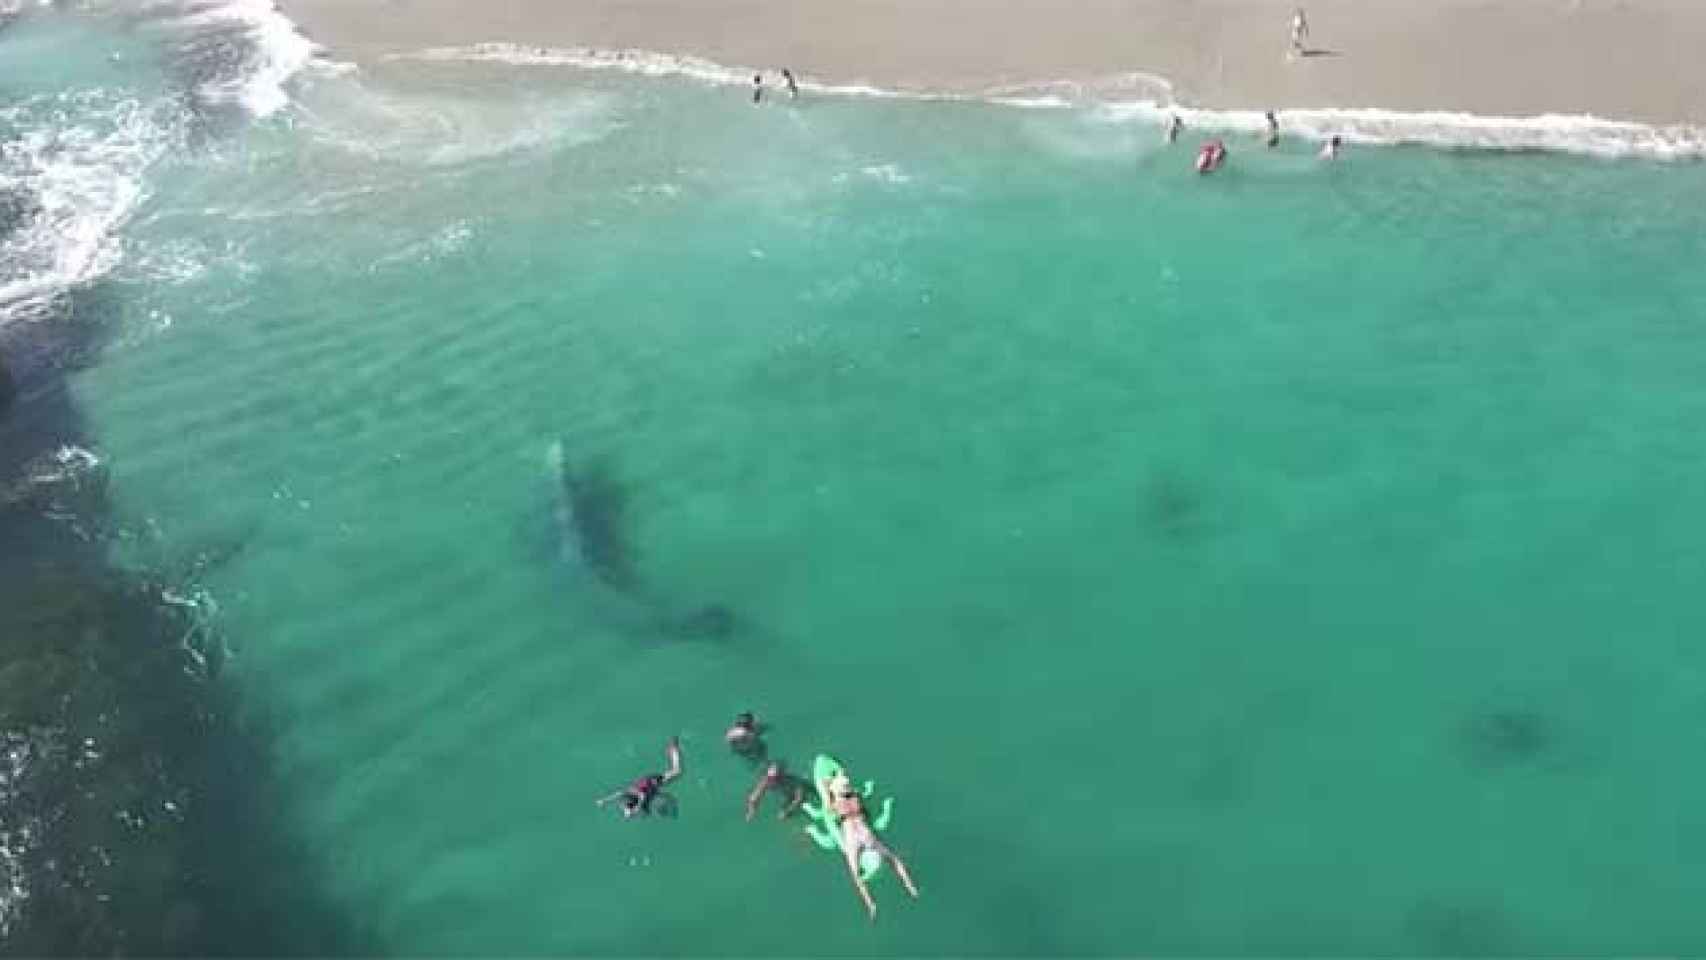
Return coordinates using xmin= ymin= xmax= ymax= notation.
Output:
xmin=5 ymin=3 xmax=1706 ymax=954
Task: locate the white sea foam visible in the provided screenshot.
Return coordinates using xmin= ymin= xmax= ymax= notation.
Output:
xmin=395 ymin=43 xmax=1706 ymax=161
xmin=394 ymin=43 xmax=921 ymax=101
xmin=0 ymin=92 xmax=178 ymax=325
xmin=1100 ymin=103 xmax=1706 ymax=161
xmin=860 ymin=163 xmax=912 ymax=185
xmin=290 ymin=65 xmax=619 ymax=167
xmin=166 ymin=0 xmax=320 ymax=117
xmin=0 ymin=0 xmax=330 ymax=326
xmin=0 ymin=734 xmax=36 ymax=941
xmin=369 ymin=218 xmax=476 ymax=271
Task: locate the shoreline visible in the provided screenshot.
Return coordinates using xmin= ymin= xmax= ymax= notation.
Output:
xmin=280 ymin=0 xmax=1706 ymax=129
xmin=375 ymin=42 xmax=1706 ymax=160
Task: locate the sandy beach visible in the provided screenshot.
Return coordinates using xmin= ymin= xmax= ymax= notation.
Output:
xmin=282 ymin=0 xmax=1706 ymax=124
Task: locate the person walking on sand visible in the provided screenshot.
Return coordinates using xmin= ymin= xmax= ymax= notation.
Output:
xmin=1319 ymin=134 xmax=1342 ymax=161
xmin=596 ymin=737 xmax=683 ymax=819
xmin=1289 ymin=7 xmax=1310 ymax=57
xmin=752 ymin=73 xmax=764 ymax=104
xmin=1164 ymin=113 xmax=1183 ymax=144
xmin=782 ymin=68 xmax=799 ymax=99
xmin=1263 ymin=111 xmax=1280 ymax=148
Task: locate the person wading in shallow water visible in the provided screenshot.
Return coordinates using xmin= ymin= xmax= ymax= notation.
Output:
xmin=752 ymin=73 xmax=764 ymax=104
xmin=596 ymin=737 xmax=683 ymax=818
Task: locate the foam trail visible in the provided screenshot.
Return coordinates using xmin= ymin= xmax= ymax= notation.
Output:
xmin=396 ymin=43 xmax=1706 ymax=161
xmin=1102 ymin=103 xmax=1706 ymax=162
xmin=167 ymin=0 xmax=321 ymax=117
xmin=397 ymin=43 xmax=972 ymax=102
xmin=0 ymin=0 xmax=333 ymax=326
xmin=0 ymin=93 xmax=178 ymax=324
xmin=0 ymin=733 xmax=37 ymax=941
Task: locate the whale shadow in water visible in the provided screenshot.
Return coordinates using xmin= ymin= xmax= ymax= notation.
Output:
xmin=656 ymin=602 xmax=739 ymax=642
xmin=1459 ymin=707 xmax=1552 ymax=770
xmin=550 ymin=444 xmax=638 ymax=592
xmin=1406 ymin=896 xmax=1511 ymax=955
xmin=1143 ymin=469 xmax=1205 ymax=542
xmin=544 ymin=440 xmax=747 ymax=648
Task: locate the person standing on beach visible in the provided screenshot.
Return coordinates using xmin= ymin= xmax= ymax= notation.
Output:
xmin=1263 ymin=111 xmax=1280 ymax=148
xmin=782 ymin=68 xmax=799 ymax=99
xmin=1289 ymin=7 xmax=1310 ymax=56
xmin=752 ymin=73 xmax=764 ymax=104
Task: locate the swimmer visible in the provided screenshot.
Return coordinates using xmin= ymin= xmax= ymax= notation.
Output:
xmin=752 ymin=73 xmax=764 ymax=105
xmin=744 ymin=761 xmax=806 ymax=821
xmin=1264 ymin=111 xmax=1280 ymax=148
xmin=1164 ymin=113 xmax=1183 ymax=144
xmin=1319 ymin=134 xmax=1342 ymax=160
xmin=596 ymin=737 xmax=682 ymax=819
xmin=821 ymin=770 xmax=920 ymax=920
xmin=725 ymin=711 xmax=765 ymax=758
xmin=1195 ymin=138 xmax=1228 ymax=174
xmin=782 ymin=68 xmax=799 ymax=99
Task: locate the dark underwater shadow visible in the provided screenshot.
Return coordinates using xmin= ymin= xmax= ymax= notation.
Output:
xmin=542 ymin=439 xmax=754 ymax=652
xmin=1458 ymin=706 xmax=1554 ymax=771
xmin=0 ymin=287 xmax=372 ymax=957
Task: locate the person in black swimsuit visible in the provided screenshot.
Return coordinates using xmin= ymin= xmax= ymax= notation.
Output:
xmin=597 ymin=737 xmax=683 ymax=818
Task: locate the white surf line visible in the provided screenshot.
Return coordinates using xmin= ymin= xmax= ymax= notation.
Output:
xmin=391 ymin=42 xmax=1706 ymax=161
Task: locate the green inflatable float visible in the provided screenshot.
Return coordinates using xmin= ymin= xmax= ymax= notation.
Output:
xmin=802 ymin=754 xmax=894 ymax=881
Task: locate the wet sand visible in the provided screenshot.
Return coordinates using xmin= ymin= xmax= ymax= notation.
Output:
xmin=283 ymin=0 xmax=1706 ymax=123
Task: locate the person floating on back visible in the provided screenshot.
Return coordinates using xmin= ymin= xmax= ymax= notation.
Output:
xmin=596 ymin=737 xmax=683 ymax=819
xmin=782 ymin=68 xmax=799 ymax=99
xmin=752 ymin=73 xmax=764 ymax=104
xmin=1264 ymin=111 xmax=1280 ymax=148
xmin=821 ymin=769 xmax=920 ymax=920
xmin=745 ymin=761 xmax=807 ymax=821
xmin=1319 ymin=134 xmax=1342 ymax=161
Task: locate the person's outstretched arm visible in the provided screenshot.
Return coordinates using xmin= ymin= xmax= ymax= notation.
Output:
xmin=595 ymin=789 xmax=626 ymax=807
xmin=661 ymin=737 xmax=683 ymax=784
xmin=780 ymin=779 xmax=806 ymax=820
xmin=744 ymin=770 xmax=772 ymax=822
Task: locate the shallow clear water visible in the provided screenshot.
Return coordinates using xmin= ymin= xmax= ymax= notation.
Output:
xmin=9 ymin=5 xmax=1706 ymax=953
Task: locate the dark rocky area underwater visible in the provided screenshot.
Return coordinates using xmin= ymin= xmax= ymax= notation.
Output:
xmin=0 ymin=286 xmax=366 ymax=956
